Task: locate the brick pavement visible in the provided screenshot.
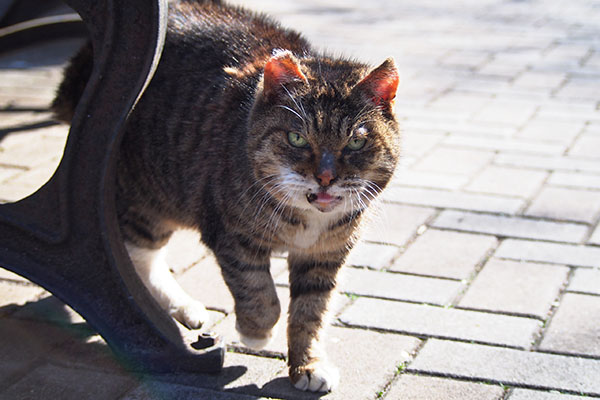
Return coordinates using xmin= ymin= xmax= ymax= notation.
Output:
xmin=1 ymin=0 xmax=600 ymax=398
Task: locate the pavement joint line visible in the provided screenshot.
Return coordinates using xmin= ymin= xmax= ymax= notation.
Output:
xmin=401 ymin=369 xmax=600 ymax=399
xmin=531 ymin=267 xmax=576 ymax=351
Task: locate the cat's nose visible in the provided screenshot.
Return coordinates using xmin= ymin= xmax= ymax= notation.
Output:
xmin=316 ymin=151 xmax=337 ymax=187
xmin=316 ymin=169 xmax=336 ymax=187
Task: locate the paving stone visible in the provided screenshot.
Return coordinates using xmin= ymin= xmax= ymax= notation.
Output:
xmin=432 ymin=211 xmax=588 ymax=244
xmin=465 ymin=166 xmax=548 ymax=198
xmin=589 ymin=224 xmax=600 ymax=245
xmin=508 ymin=388 xmax=588 ymax=400
xmin=568 ymin=268 xmax=600 ymax=295
xmin=166 ymin=229 xmax=210 ymax=274
xmin=0 ymin=319 xmax=75 ymax=389
xmin=384 ymin=186 xmax=524 ymax=214
xmin=146 ymin=352 xmax=286 ymax=397
xmin=0 ymin=281 xmax=45 ymax=315
xmin=495 ymin=239 xmax=600 ymax=268
xmin=346 ymin=242 xmax=400 ymax=269
xmin=443 ymin=135 xmax=566 ymax=156
xmin=124 ymin=382 xmax=268 ymax=400
xmin=539 ymin=293 xmax=600 ymax=358
xmin=547 ymin=171 xmax=600 ymax=191
xmin=0 ymin=126 xmax=67 ymax=168
xmin=339 ymin=297 xmax=541 ymax=349
xmin=390 ymin=229 xmax=497 ymax=280
xmin=512 ymin=72 xmax=566 ymax=90
xmin=568 ymin=134 xmax=600 ymax=159
xmin=10 ymin=294 xmax=85 ymax=325
xmin=458 ymin=259 xmax=569 ymax=319
xmin=360 ymin=203 xmax=435 ymax=247
xmin=408 ymin=339 xmax=600 ymax=396
xmin=261 ymin=327 xmax=421 ymax=400
xmin=0 ymin=362 xmax=137 ymax=400
xmin=0 ymin=165 xmax=22 ymax=183
xmin=386 ymin=375 xmax=505 ymax=400
xmin=400 ymin=131 xmax=445 ymax=158
xmin=391 ymin=170 xmax=470 ymax=190
xmin=340 ymin=267 xmax=462 ymax=305
xmin=525 ymin=187 xmax=600 ymax=223
xmin=0 ymin=268 xmax=29 ymax=283
xmin=410 ymin=147 xmax=494 ymax=176
xmin=471 ymin=100 xmax=537 ymax=127
xmin=495 ymin=153 xmax=600 ymax=174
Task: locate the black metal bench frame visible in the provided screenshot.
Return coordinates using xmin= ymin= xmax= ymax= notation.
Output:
xmin=0 ymin=0 xmax=224 ymax=373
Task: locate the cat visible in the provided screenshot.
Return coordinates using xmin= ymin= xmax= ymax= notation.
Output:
xmin=52 ymin=0 xmax=400 ymax=392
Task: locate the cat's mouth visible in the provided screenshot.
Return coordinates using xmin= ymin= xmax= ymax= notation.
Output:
xmin=306 ymin=191 xmax=342 ymax=212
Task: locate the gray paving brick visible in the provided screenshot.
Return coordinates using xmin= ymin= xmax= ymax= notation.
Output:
xmin=0 ymin=319 xmax=74 ymax=389
xmin=465 ymin=166 xmax=548 ymax=198
xmin=471 ymin=100 xmax=537 ymax=127
xmin=0 ymin=363 xmax=136 ymax=400
xmin=513 ymin=72 xmax=566 ymax=90
xmin=547 ymin=171 xmax=600 ymax=191
xmin=495 ymin=153 xmax=600 ymax=174
xmin=568 ymin=133 xmax=600 ymax=159
xmin=0 ymin=166 xmax=22 ymax=183
xmin=166 ymin=229 xmax=210 ymax=274
xmin=0 ymin=165 xmax=58 ymax=202
xmin=346 ymin=242 xmax=400 ymax=269
xmin=410 ymin=147 xmax=494 ymax=175
xmin=360 ymin=203 xmax=435 ymax=247
xmin=0 ymin=126 xmax=67 ymax=168
xmin=400 ymin=131 xmax=445 ymax=158
xmin=443 ymin=134 xmax=566 ymax=156
xmin=384 ymin=187 xmax=524 ymax=214
xmin=408 ymin=339 xmax=600 ymax=396
xmin=390 ymin=229 xmax=497 ymax=280
xmin=432 ymin=211 xmax=588 ymax=244
xmin=125 ymin=382 xmax=268 ymax=400
xmin=517 ymin=120 xmax=584 ymax=145
xmin=340 ymin=267 xmax=462 ymax=305
xmin=261 ymin=327 xmax=421 ymax=400
xmin=0 ymin=281 xmax=45 ymax=315
xmin=568 ymin=268 xmax=600 ymax=295
xmin=525 ymin=187 xmax=600 ymax=223
xmin=339 ymin=297 xmax=541 ymax=349
xmin=0 ymin=268 xmax=28 ymax=283
xmin=391 ymin=170 xmax=470 ymax=190
xmin=10 ymin=294 xmax=85 ymax=325
xmin=539 ymin=293 xmax=600 ymax=358
xmin=589 ymin=224 xmax=600 ymax=245
xmin=495 ymin=239 xmax=600 ymax=268
xmin=508 ymin=389 xmax=588 ymax=400
xmin=458 ymin=259 xmax=569 ymax=319
xmin=386 ymin=375 xmax=504 ymax=400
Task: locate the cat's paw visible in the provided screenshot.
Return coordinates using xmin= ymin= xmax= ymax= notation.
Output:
xmin=291 ymin=362 xmax=339 ymax=393
xmin=235 ymin=321 xmax=274 ymax=350
xmin=170 ymin=300 xmax=209 ymax=330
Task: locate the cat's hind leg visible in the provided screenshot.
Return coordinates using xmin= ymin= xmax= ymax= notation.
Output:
xmin=125 ymin=242 xmax=209 ymax=330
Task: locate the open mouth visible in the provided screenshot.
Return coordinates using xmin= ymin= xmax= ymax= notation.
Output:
xmin=306 ymin=191 xmax=342 ymax=212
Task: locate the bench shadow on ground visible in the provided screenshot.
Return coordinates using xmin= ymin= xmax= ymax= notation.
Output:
xmin=0 ymin=295 xmax=327 ymax=399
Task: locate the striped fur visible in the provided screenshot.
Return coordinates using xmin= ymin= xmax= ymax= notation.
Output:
xmin=53 ymin=0 xmax=400 ymax=392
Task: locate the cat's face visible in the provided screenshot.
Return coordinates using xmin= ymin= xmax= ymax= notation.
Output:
xmin=247 ymin=51 xmax=400 ymax=215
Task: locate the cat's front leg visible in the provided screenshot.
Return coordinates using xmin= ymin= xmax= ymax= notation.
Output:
xmin=215 ymin=246 xmax=280 ymax=349
xmin=287 ymin=252 xmax=343 ymax=392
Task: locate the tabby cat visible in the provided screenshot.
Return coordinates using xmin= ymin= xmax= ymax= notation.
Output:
xmin=53 ymin=0 xmax=400 ymax=392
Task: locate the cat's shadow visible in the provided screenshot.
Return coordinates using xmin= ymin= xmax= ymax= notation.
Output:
xmin=0 ymin=295 xmax=326 ymax=399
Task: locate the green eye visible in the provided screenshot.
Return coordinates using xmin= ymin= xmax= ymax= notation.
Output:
xmin=346 ymin=137 xmax=366 ymax=151
xmin=288 ymin=132 xmax=309 ymax=148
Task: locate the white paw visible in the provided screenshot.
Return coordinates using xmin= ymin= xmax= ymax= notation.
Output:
xmin=170 ymin=300 xmax=209 ymax=330
xmin=293 ymin=363 xmax=339 ymax=393
xmin=235 ymin=321 xmax=273 ymax=350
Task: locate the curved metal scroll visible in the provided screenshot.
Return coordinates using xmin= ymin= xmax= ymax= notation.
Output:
xmin=0 ymin=0 xmax=224 ymax=373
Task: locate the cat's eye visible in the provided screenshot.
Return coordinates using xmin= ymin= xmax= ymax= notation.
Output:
xmin=288 ymin=132 xmax=309 ymax=148
xmin=346 ymin=137 xmax=366 ymax=151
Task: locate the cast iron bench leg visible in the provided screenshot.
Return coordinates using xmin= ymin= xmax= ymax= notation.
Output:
xmin=0 ymin=0 xmax=224 ymax=373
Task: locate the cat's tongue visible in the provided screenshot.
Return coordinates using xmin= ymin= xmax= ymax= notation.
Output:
xmin=316 ymin=192 xmax=334 ymax=204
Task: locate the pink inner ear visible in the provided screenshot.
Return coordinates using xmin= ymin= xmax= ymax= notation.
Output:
xmin=263 ymin=51 xmax=307 ymax=97
xmin=358 ymin=59 xmax=400 ymax=106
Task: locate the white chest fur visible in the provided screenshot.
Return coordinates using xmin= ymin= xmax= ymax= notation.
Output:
xmin=291 ymin=209 xmax=341 ymax=249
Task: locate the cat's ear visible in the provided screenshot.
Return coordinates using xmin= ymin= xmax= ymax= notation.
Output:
xmin=354 ymin=57 xmax=399 ymax=108
xmin=262 ymin=50 xmax=308 ymax=100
